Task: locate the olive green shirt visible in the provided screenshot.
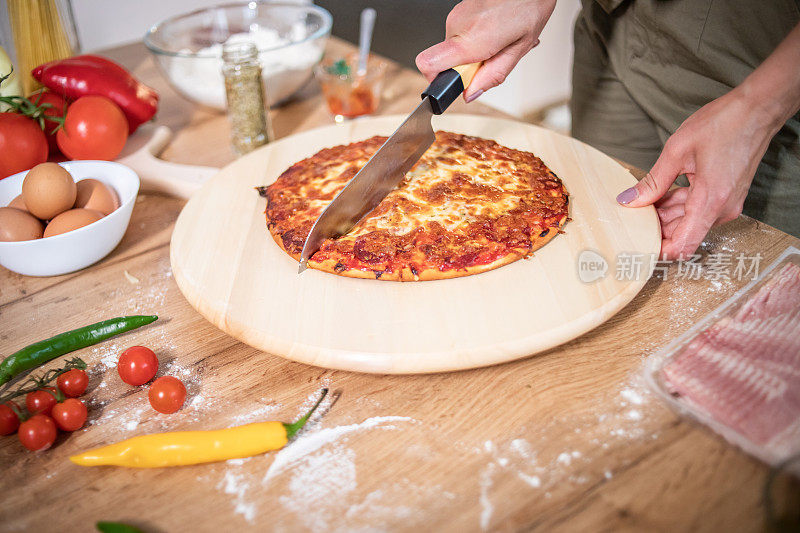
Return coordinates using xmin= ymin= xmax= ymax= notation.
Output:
xmin=573 ymin=0 xmax=800 ymax=236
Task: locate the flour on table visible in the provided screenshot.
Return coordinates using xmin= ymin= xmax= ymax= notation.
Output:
xmin=556 ymin=452 xmax=574 ymax=466
xmin=264 ymin=415 xmax=415 ymax=482
xmin=278 ymin=447 xmax=357 ymax=531
xmin=200 ymin=414 xmax=419 ymax=530
xmin=479 ymin=462 xmax=497 ymax=530
xmin=123 ymin=408 xmax=145 ymax=431
xmin=97 ymin=343 xmax=121 ymax=370
xmin=620 ymin=388 xmax=644 ymax=405
xmin=470 ymin=372 xmax=655 ymax=530
xmin=629 ymin=230 xmax=749 ymax=360
xmin=219 ymin=469 xmax=257 ymax=523
xmin=518 ymin=472 xmax=541 ymax=488
xmin=230 ymin=401 xmax=281 ymax=425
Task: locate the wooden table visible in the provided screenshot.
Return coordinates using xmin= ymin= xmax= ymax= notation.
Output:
xmin=1 ymin=38 xmax=798 ymax=532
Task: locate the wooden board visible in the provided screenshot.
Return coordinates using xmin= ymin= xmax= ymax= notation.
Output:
xmin=170 ymin=114 xmax=661 ymax=373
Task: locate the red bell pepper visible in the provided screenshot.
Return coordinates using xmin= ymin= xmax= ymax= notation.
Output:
xmin=31 ymin=55 xmax=158 ymax=133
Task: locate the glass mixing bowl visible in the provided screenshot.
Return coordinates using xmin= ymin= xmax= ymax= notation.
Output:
xmin=144 ymin=2 xmax=332 ymax=110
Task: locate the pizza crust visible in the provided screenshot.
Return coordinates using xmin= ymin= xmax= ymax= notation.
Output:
xmin=271 ymin=212 xmax=569 ymax=281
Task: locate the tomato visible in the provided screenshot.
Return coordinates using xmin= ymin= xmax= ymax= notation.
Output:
xmin=51 ymin=398 xmax=87 ymax=432
xmin=18 ymin=414 xmax=57 ymax=451
xmin=56 ymin=369 xmax=89 ymax=397
xmin=29 ymin=89 xmax=67 ymax=153
xmin=118 ymin=346 xmax=159 ymax=386
xmin=148 ymin=376 xmax=186 ymax=414
xmin=0 ymin=113 xmax=48 ymax=179
xmin=25 ymin=387 xmax=58 ymax=416
xmin=0 ymin=402 xmax=20 ymax=435
xmin=56 ymin=96 xmax=128 ymax=160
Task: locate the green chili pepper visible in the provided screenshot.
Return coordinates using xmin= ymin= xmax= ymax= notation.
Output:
xmin=96 ymin=522 xmax=144 ymax=533
xmin=0 ymin=315 xmax=158 ymax=387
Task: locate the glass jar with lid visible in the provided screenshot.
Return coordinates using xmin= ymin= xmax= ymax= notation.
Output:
xmin=222 ymin=41 xmax=274 ymax=155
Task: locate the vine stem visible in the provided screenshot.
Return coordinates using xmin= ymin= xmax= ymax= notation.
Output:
xmin=0 ymin=357 xmax=85 ymax=405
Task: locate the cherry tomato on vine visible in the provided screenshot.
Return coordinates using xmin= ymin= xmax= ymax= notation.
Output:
xmin=51 ymin=398 xmax=87 ymax=432
xmin=118 ymin=346 xmax=159 ymax=386
xmin=18 ymin=414 xmax=57 ymax=451
xmin=0 ymin=402 xmax=20 ymax=435
xmin=56 ymin=96 xmax=128 ymax=160
xmin=28 ymin=89 xmax=67 ymax=153
xmin=148 ymin=376 xmax=186 ymax=414
xmin=57 ymin=369 xmax=89 ymax=397
xmin=0 ymin=113 xmax=48 ymax=179
xmin=25 ymin=387 xmax=58 ymax=416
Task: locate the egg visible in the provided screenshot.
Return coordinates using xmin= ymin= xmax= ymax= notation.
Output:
xmin=0 ymin=206 xmax=44 ymax=241
xmin=74 ymin=179 xmax=120 ymax=215
xmin=7 ymin=194 xmax=28 ymax=212
xmin=22 ymin=162 xmax=77 ymax=220
xmin=43 ymin=208 xmax=104 ymax=238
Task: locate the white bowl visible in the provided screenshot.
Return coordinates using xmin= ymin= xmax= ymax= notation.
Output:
xmin=0 ymin=161 xmax=140 ymax=276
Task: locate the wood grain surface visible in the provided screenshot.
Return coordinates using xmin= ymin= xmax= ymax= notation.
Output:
xmin=0 ymin=39 xmax=798 ymax=532
xmin=170 ymin=114 xmax=660 ymax=373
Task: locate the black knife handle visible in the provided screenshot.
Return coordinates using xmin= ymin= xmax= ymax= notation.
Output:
xmin=421 ymin=68 xmax=464 ymax=115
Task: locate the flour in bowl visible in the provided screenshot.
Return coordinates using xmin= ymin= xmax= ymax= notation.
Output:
xmin=167 ymin=25 xmax=323 ymax=109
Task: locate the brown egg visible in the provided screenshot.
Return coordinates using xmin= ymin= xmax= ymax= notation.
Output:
xmin=74 ymin=179 xmax=120 ymax=215
xmin=0 ymin=206 xmax=44 ymax=241
xmin=7 ymin=194 xmax=28 ymax=212
xmin=22 ymin=162 xmax=77 ymax=220
xmin=43 ymin=208 xmax=104 ymax=238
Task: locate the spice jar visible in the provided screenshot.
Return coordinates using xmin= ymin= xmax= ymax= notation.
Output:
xmin=222 ymin=41 xmax=273 ymax=155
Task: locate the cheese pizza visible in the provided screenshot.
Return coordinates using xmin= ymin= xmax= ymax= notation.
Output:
xmin=259 ymin=131 xmax=569 ymax=281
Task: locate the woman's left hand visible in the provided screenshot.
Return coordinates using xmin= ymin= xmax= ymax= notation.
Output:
xmin=616 ymin=90 xmax=776 ymax=260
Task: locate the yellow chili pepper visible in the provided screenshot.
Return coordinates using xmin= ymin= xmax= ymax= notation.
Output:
xmin=70 ymin=388 xmax=328 ymax=468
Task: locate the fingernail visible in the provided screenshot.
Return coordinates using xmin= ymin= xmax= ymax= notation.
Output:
xmin=465 ymin=90 xmax=484 ymax=104
xmin=616 ymin=187 xmax=638 ymax=205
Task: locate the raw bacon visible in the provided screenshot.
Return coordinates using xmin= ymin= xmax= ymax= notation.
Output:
xmin=662 ymin=262 xmax=800 ymax=458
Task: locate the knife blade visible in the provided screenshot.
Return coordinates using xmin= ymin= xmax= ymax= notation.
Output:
xmin=299 ymin=63 xmax=481 ymax=273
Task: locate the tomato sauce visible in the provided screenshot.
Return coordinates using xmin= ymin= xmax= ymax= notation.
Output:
xmin=322 ymin=84 xmax=378 ymax=119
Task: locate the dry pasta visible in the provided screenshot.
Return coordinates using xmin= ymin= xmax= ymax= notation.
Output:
xmin=7 ymin=0 xmax=74 ymax=94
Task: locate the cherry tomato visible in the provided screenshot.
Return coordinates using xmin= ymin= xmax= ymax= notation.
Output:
xmin=0 ymin=113 xmax=48 ymax=179
xmin=118 ymin=346 xmax=159 ymax=386
xmin=25 ymin=387 xmax=58 ymax=416
xmin=148 ymin=376 xmax=186 ymax=414
xmin=51 ymin=398 xmax=87 ymax=432
xmin=56 ymin=369 xmax=89 ymax=397
xmin=18 ymin=414 xmax=57 ymax=451
xmin=56 ymin=96 xmax=128 ymax=160
xmin=0 ymin=402 xmax=20 ymax=435
xmin=29 ymin=89 xmax=67 ymax=153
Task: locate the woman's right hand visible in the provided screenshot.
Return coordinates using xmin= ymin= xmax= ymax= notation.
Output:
xmin=416 ymin=0 xmax=556 ymax=102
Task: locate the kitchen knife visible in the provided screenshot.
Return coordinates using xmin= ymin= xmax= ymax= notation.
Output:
xmin=298 ymin=62 xmax=481 ymax=273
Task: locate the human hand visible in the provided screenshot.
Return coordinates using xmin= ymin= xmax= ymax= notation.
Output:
xmin=616 ymin=91 xmax=778 ymax=260
xmin=415 ymin=0 xmax=556 ymax=102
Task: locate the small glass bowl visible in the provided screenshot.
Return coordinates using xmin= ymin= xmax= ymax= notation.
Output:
xmin=315 ymin=54 xmax=387 ymax=122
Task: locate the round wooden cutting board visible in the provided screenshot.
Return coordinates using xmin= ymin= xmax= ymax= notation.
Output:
xmin=170 ymin=114 xmax=661 ymax=373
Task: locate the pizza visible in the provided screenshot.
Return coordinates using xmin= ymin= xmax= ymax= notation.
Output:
xmin=259 ymin=131 xmax=570 ymax=281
